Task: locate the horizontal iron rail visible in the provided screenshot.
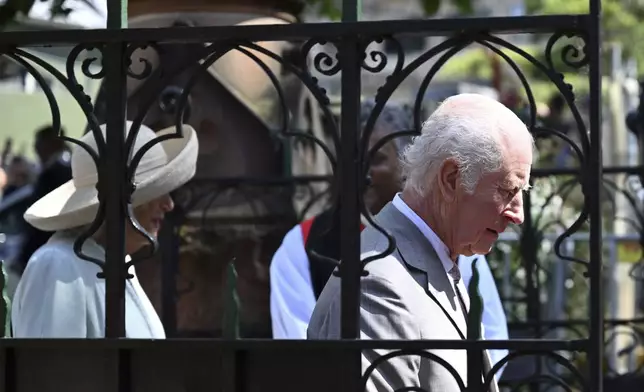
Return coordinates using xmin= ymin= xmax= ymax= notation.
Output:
xmin=0 ymin=338 xmax=587 ymax=351
xmin=0 ymin=15 xmax=590 ymax=46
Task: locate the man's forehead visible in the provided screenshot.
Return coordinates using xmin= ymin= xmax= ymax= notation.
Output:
xmin=502 ymin=143 xmax=532 ymax=178
xmin=501 ymin=164 xmax=531 ymax=187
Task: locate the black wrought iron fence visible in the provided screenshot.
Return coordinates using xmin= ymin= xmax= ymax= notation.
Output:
xmin=0 ymin=0 xmax=610 ymax=391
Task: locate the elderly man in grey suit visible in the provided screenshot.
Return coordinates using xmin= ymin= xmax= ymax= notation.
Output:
xmin=308 ymin=93 xmax=534 ymax=391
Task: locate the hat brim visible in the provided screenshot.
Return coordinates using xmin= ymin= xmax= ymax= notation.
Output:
xmin=24 ymin=124 xmax=198 ymax=232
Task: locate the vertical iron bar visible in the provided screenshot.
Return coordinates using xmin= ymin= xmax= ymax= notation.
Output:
xmin=104 ymin=2 xmax=130 ymax=392
xmin=338 ymin=35 xmax=362 ymax=392
xmin=104 ymin=0 xmax=128 ymax=341
xmin=339 ymin=0 xmax=361 ymax=341
xmin=1 ymin=348 xmax=15 ymax=392
xmin=339 ymin=1 xmax=362 ymax=392
xmin=160 ymin=213 xmax=180 ymax=337
xmin=107 ymin=0 xmax=128 ymax=30
xmin=588 ymin=0 xmax=604 ymax=390
xmin=102 ymin=42 xmax=130 ymax=392
xmin=103 ymin=42 xmax=128 ymax=339
xmin=342 ymin=0 xmax=361 ymax=23
xmin=339 ymin=0 xmax=361 ymax=339
xmin=520 ymin=188 xmax=541 ymax=392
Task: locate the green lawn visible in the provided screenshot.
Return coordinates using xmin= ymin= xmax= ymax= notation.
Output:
xmin=0 ymin=91 xmax=91 ymax=160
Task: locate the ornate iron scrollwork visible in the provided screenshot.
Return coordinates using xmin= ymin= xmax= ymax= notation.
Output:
xmin=0 ymin=6 xmax=617 ymax=390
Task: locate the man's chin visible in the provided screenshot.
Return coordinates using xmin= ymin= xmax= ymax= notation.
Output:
xmin=467 ymin=243 xmax=494 ymax=256
xmin=460 ymin=248 xmax=475 ymax=257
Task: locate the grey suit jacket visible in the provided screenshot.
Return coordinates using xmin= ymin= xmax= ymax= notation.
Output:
xmin=307 ymin=203 xmax=499 ymax=392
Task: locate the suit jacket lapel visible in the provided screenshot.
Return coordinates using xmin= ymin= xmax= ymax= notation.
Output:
xmin=376 ymin=204 xmax=468 ymax=339
xmin=374 ymin=203 xmax=499 ymax=392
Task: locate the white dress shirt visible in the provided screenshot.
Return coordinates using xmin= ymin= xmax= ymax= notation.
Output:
xmin=12 ymin=228 xmax=166 ymax=338
xmin=270 ymin=195 xmax=508 ymax=377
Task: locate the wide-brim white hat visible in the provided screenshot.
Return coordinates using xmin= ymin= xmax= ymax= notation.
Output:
xmin=24 ymin=121 xmax=199 ymax=232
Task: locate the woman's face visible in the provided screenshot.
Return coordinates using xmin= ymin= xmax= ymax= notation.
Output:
xmin=126 ymin=194 xmax=174 ymax=252
xmin=363 ymin=125 xmax=403 ymax=215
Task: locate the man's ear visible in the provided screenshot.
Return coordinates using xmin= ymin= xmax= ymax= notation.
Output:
xmin=437 ymin=158 xmax=459 ymax=201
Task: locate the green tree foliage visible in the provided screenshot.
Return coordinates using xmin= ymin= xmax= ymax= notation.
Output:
xmin=527 ymin=0 xmax=644 ymax=76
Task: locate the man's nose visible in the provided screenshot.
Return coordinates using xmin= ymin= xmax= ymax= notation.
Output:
xmin=503 ymin=193 xmax=524 ymax=225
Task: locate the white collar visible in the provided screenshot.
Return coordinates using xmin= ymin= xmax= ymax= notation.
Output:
xmin=391 ymin=193 xmax=455 ymax=275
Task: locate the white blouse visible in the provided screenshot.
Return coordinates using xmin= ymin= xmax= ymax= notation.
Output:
xmin=11 ymin=229 xmax=165 ymax=339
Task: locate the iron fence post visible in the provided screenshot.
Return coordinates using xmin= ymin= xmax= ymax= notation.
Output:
xmin=588 ymin=0 xmax=604 ymax=389
xmin=338 ymin=30 xmax=362 ymax=339
xmin=103 ymin=0 xmax=128 ymax=342
xmin=160 ymin=211 xmax=180 ymax=337
xmin=339 ymin=1 xmax=362 ymax=391
xmin=520 ymin=185 xmax=542 ymax=392
xmin=103 ymin=1 xmax=130 ymax=392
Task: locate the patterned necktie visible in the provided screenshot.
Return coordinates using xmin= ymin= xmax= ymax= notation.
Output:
xmin=448 ymin=264 xmax=468 ymax=324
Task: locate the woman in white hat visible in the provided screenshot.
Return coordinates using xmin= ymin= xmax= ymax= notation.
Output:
xmin=10 ymin=121 xmax=198 ymax=338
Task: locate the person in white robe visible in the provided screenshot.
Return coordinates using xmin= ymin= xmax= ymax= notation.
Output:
xmin=11 ymin=121 xmax=199 ymax=338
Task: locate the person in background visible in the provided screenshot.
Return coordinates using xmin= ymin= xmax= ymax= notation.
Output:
xmin=0 ymin=167 xmax=6 ymax=195
xmin=2 ymin=156 xmax=36 ymax=198
xmin=542 ymin=94 xmax=573 ymax=167
xmin=0 ymin=155 xmax=38 ymax=297
xmin=14 ymin=126 xmax=72 ymax=274
xmin=270 ymin=99 xmax=509 ymax=376
xmin=11 ymin=121 xmax=198 ymax=338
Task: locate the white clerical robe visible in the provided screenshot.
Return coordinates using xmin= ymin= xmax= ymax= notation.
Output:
xmin=11 ymin=228 xmax=165 ymax=338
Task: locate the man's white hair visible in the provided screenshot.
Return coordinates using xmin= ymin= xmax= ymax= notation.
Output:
xmin=401 ymin=93 xmax=530 ymax=196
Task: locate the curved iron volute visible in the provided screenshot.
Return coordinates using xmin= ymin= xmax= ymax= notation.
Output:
xmin=159 ymin=85 xmax=192 ymax=124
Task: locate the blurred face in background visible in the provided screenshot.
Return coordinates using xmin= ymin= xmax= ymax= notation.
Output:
xmin=7 ymin=159 xmax=32 ymax=188
xmin=363 ymin=123 xmax=403 ymax=215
